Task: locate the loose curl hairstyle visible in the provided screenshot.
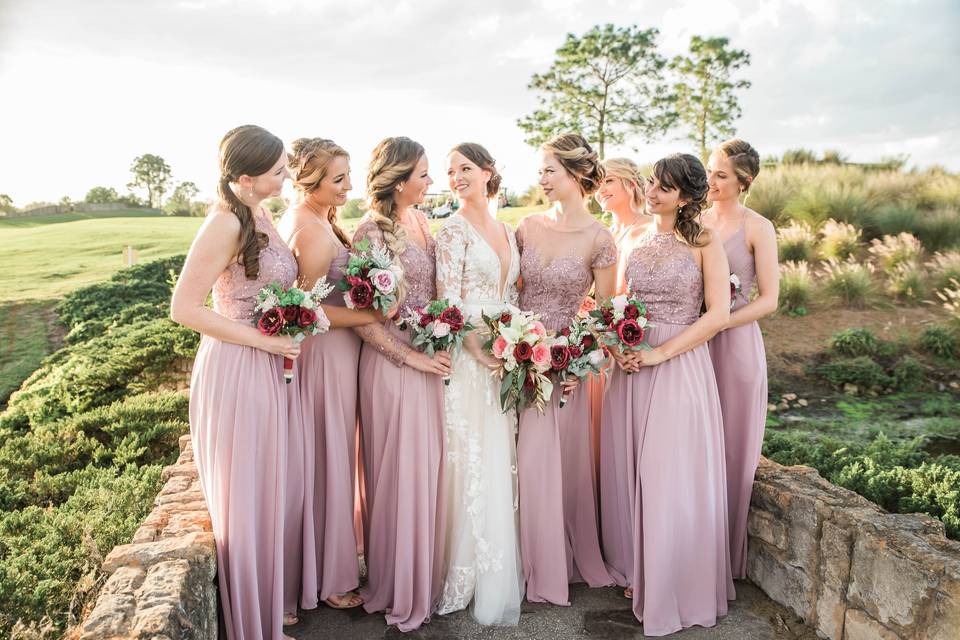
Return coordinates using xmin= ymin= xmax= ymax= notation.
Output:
xmin=651 ymin=153 xmax=710 ymax=247
xmin=716 ymin=138 xmax=761 ymax=194
xmin=217 ymin=124 xmax=285 ymax=280
xmin=542 ymin=133 xmax=604 ymax=196
xmin=450 ymin=142 xmax=501 ymax=198
xmin=287 ymin=137 xmax=352 ymax=248
xmin=602 ymin=157 xmax=645 ymax=213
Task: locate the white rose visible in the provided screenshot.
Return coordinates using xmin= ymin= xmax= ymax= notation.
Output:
xmin=588 ymin=349 xmax=606 ymax=366
xmin=432 ymin=321 xmax=451 ymax=338
xmin=611 ymin=294 xmax=628 ymax=314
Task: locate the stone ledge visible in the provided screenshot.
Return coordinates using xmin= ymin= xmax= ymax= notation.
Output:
xmin=748 ymin=456 xmax=960 ymax=640
xmin=76 ymin=434 xmax=217 ymax=640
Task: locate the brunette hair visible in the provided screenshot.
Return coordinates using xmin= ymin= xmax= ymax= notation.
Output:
xmin=217 ymin=124 xmax=284 ymax=279
xmin=716 ymin=138 xmax=761 ymax=193
xmin=542 ymin=133 xmax=604 ymax=196
xmin=288 ymin=137 xmax=352 ymax=248
xmin=366 ymin=136 xmax=424 ymax=257
xmin=602 ymin=157 xmax=645 ymax=213
xmin=450 ymin=142 xmax=501 ymax=198
xmin=651 ymin=153 xmax=710 ymax=247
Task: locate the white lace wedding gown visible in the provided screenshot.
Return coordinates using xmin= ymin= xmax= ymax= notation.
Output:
xmin=434 ymin=213 xmax=524 ymax=625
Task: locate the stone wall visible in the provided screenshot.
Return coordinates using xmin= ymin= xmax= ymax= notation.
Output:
xmin=76 ymin=434 xmax=217 ymax=640
xmin=747 ymin=457 xmax=960 ymax=640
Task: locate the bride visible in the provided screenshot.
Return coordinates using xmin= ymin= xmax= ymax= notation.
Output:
xmin=434 ymin=142 xmax=524 ymax=625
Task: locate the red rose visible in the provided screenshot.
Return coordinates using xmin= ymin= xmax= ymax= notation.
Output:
xmin=257 ymin=308 xmax=284 ymax=336
xmin=419 ymin=312 xmax=434 ymax=327
xmin=730 ymin=282 xmax=737 ymax=299
xmin=581 ymin=335 xmax=594 ymax=349
xmin=601 ymin=308 xmax=614 ymax=326
xmin=513 ymin=341 xmax=533 ymax=362
xmin=297 ymin=307 xmax=318 ymax=327
xmin=624 ymin=304 xmax=640 ymax=320
xmin=347 ymin=276 xmax=374 ymax=309
xmin=560 ymin=327 xmax=571 ymax=337
xmin=568 ymin=344 xmax=583 ymax=359
xmin=616 ymin=319 xmax=644 ymax=347
xmin=550 ymin=344 xmax=571 ymax=371
xmin=281 ymin=305 xmax=301 ymax=324
xmin=439 ymin=306 xmax=464 ymax=332
xmin=499 ymin=312 xmax=512 ymax=324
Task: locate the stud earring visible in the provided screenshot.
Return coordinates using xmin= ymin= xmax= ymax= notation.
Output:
xmin=397 ymin=185 xmax=404 ymax=193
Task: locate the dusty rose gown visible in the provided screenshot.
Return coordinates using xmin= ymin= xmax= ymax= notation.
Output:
xmin=515 ymin=214 xmax=615 ymax=606
xmin=599 ymin=228 xmax=735 ymax=636
xmin=708 ymin=215 xmax=768 ymax=579
xmin=295 ymin=235 xmax=363 ymax=604
xmin=189 ymin=209 xmax=302 ymax=640
xmin=353 ymin=212 xmax=447 ymax=632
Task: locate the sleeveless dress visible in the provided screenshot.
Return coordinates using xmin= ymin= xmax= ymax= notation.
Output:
xmin=599 ymin=228 xmax=735 ymax=636
xmin=353 ymin=213 xmax=447 ymax=632
xmin=189 ymin=210 xmax=302 ymax=640
xmin=434 ymin=213 xmax=524 ymax=625
xmin=708 ymin=215 xmax=768 ymax=579
xmin=515 ymin=214 xmax=615 ymax=606
xmin=296 ymin=239 xmax=364 ymax=603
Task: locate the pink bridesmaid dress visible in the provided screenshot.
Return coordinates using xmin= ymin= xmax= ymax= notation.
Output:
xmin=516 ymin=214 xmax=615 ymax=606
xmin=296 ymin=241 xmax=363 ymax=604
xmin=708 ymin=214 xmax=768 ymax=579
xmin=352 ymin=213 xmax=447 ymax=632
xmin=189 ymin=209 xmax=304 ymax=640
xmin=599 ymin=228 xmax=735 ymax=636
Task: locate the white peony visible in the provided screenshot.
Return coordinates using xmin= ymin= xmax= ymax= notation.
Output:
xmin=432 ymin=321 xmax=451 ymax=338
xmin=611 ymin=294 xmax=628 ymax=314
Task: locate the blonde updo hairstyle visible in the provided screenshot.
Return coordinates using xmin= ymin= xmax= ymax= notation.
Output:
xmin=602 ymin=157 xmax=645 ymax=214
xmin=288 ymin=137 xmax=352 ymax=248
xmin=716 ymin=138 xmax=761 ymax=194
xmin=217 ymin=124 xmax=284 ymax=280
xmin=651 ymin=153 xmax=710 ymax=248
xmin=542 ymin=133 xmax=605 ymax=196
xmin=450 ymin=142 xmax=501 ymax=198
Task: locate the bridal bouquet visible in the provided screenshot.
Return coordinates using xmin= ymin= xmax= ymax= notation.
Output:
xmin=481 ymin=309 xmax=554 ymax=414
xmin=590 ymin=293 xmax=654 ymax=358
xmin=337 ymin=238 xmax=402 ymax=312
xmin=255 ymin=279 xmax=333 ymax=383
xmin=551 ymin=314 xmax=608 ymax=408
xmin=729 ymin=273 xmax=743 ymax=309
xmin=400 ymin=299 xmax=473 ymax=385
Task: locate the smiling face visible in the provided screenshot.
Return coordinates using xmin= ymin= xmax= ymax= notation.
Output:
xmin=309 ymin=154 xmax=352 ymax=207
xmin=595 ymin=175 xmax=631 ymax=213
xmin=538 ymin=150 xmax=579 ymax=202
xmin=706 ymin=151 xmax=741 ymax=203
xmin=447 ymin=150 xmax=490 ymax=202
xmin=643 ymin=174 xmax=686 ymax=216
xmin=399 ymin=155 xmax=432 ymax=206
xmin=241 ymin=151 xmax=289 ymax=201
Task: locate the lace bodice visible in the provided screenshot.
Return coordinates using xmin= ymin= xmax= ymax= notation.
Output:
xmin=435 ymin=214 xmax=520 ymax=321
xmin=724 ymin=223 xmax=755 ymax=311
xmin=624 ymin=230 xmax=703 ymax=325
xmin=353 ymin=212 xmax=437 ymax=315
xmin=517 ymin=214 xmax=616 ymax=331
xmin=213 ymin=211 xmax=298 ymax=322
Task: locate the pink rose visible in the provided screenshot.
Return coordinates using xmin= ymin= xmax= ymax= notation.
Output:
xmin=492 ymin=335 xmax=508 ymax=358
xmin=531 ymin=343 xmax=551 ymax=368
xmin=369 ymin=268 xmax=397 ymax=294
xmin=530 ymin=321 xmax=547 ymax=338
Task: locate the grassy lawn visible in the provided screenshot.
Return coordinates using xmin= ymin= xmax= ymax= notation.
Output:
xmin=0 ymin=301 xmax=55 ymax=405
xmin=0 ymin=210 xmax=203 ymax=301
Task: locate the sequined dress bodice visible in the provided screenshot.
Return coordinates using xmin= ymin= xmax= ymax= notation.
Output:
xmin=353 ymin=214 xmax=437 ymax=315
xmin=212 ymin=212 xmax=299 ymax=322
xmin=624 ymin=230 xmax=703 ymax=325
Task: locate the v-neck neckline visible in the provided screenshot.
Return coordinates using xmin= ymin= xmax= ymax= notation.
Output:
xmin=457 ymin=213 xmax=514 ymax=301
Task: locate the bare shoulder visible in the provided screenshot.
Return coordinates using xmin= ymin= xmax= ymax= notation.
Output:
xmin=744 ymin=207 xmax=775 ymax=234
xmin=201 ymin=207 xmax=242 ymax=238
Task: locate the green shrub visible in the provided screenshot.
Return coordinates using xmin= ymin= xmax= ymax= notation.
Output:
xmin=777 ymin=220 xmax=817 ymax=261
xmin=815 ymin=356 xmax=890 ymax=391
xmin=891 ymin=356 xmax=926 ymax=392
xmin=778 ymin=260 xmax=814 ymax=314
xmin=868 ymin=204 xmax=918 ymax=239
xmin=886 ymin=261 xmax=928 ymax=303
xmin=914 ymin=208 xmax=960 ymax=252
xmin=783 ymin=183 xmax=870 ymax=228
xmin=920 ymin=326 xmax=958 ymax=360
xmin=820 ymin=257 xmax=876 ymax=308
xmin=938 ymin=278 xmax=960 ymax=326
xmin=63 ymin=319 xmax=106 ymax=345
xmin=830 ymin=328 xmax=880 ymax=357
xmin=928 ymin=250 xmax=960 ymax=292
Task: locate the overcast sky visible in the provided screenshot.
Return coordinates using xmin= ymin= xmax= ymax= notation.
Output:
xmin=1 ymin=0 xmax=957 ymax=205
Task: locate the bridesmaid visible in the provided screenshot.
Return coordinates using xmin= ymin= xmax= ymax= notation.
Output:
xmin=277 ymin=138 xmax=380 ymax=611
xmin=601 ymin=153 xmax=735 ymax=636
xmin=171 ymin=125 xmax=303 ymax=640
xmin=591 ymin=158 xmax=649 ymax=481
xmin=516 ymin=132 xmax=615 ymax=606
xmin=353 ymin=136 xmax=450 ymax=632
xmin=702 ymin=139 xmax=778 ymax=579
